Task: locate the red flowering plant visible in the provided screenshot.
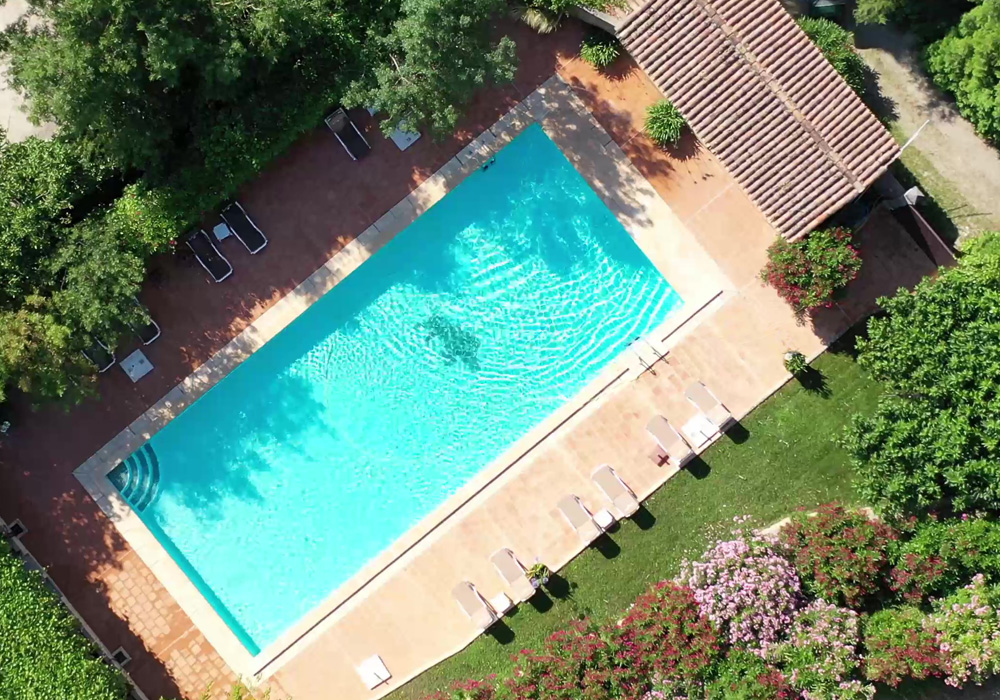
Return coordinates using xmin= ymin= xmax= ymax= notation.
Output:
xmin=612 ymin=581 xmax=721 ymax=697
xmin=777 ymin=503 xmax=899 ymax=609
xmin=505 ymin=620 xmax=625 ymax=700
xmin=862 ymin=607 xmax=948 ymax=687
xmin=889 ymin=552 xmax=949 ymax=605
xmin=760 ymin=227 xmax=862 ymax=317
xmin=705 ymin=651 xmax=798 ymax=700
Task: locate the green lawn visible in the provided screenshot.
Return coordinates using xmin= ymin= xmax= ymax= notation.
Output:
xmin=390 ymin=338 xmax=883 ymax=700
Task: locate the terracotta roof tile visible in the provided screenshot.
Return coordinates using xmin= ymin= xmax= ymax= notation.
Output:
xmin=618 ymin=0 xmax=899 ymax=239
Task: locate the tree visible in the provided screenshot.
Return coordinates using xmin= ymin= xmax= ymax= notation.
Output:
xmin=345 ymin=0 xmax=517 ymax=139
xmin=854 ymin=0 xmax=973 ymax=41
xmin=844 ymin=232 xmax=1000 ymax=516
xmin=797 ymin=18 xmax=867 ymax=97
xmin=927 ymin=0 xmax=1000 ymax=144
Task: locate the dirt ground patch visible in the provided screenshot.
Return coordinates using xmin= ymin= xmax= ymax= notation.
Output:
xmin=855 ymin=24 xmax=1000 ymax=242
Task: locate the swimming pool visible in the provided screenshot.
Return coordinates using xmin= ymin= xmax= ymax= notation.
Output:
xmin=109 ymin=124 xmax=683 ymax=654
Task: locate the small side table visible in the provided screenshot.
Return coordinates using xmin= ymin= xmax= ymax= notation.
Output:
xmin=121 ymin=349 xmax=153 ymax=383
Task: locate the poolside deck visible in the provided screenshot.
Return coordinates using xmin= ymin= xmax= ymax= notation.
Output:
xmin=0 ymin=19 xmax=934 ymax=700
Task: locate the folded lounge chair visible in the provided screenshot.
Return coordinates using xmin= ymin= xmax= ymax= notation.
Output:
xmin=452 ymin=581 xmax=499 ymax=630
xmin=325 ymin=108 xmax=371 ymax=161
xmin=490 ymin=548 xmax=536 ymax=603
xmin=557 ymin=495 xmax=606 ymax=544
xmin=646 ymin=415 xmax=695 ymax=467
xmin=592 ymin=464 xmax=640 ymax=517
xmin=186 ymin=229 xmax=233 ymax=283
xmin=685 ymin=381 xmax=735 ymax=431
xmin=221 ymin=201 xmax=268 ymax=254
xmin=82 ymin=339 xmax=115 ymax=373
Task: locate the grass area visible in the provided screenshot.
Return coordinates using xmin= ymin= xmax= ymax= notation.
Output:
xmin=390 ymin=337 xmax=883 ymax=700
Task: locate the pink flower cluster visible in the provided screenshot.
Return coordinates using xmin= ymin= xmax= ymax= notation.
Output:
xmin=681 ymin=534 xmax=801 ymax=654
xmin=927 ymin=574 xmax=1000 ymax=687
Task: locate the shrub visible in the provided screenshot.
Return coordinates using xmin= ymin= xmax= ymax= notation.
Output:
xmin=844 ymin=233 xmax=1000 ymax=517
xmin=505 ymin=620 xmax=623 ymax=700
xmin=862 ymin=607 xmax=947 ymax=687
xmin=889 ymin=552 xmax=949 ymax=605
xmin=423 ymin=678 xmax=495 ymax=700
xmin=783 ymin=351 xmax=808 ymax=376
xmin=927 ymin=574 xmax=1000 ymax=687
xmin=778 ymin=504 xmax=899 ymax=609
xmin=579 ymin=32 xmax=620 ymax=69
xmin=895 ymin=516 xmax=1000 ymax=594
xmin=761 ymin=227 xmax=862 ymax=316
xmin=682 ymin=531 xmax=801 ymax=653
xmin=705 ymin=652 xmax=797 ymax=700
xmin=644 ymin=100 xmax=686 ymax=147
xmin=797 ymin=17 xmax=867 ymax=97
xmin=0 ymin=541 xmax=128 ymax=700
xmin=768 ymin=600 xmax=872 ymax=700
xmin=614 ymin=581 xmax=721 ymax=695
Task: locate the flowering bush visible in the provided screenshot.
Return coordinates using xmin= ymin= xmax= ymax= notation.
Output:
xmin=862 ymin=607 xmax=946 ymax=687
xmin=778 ymin=504 xmax=899 ymax=609
xmin=889 ymin=552 xmax=948 ymax=605
xmin=705 ymin=651 xmax=798 ymax=700
xmin=769 ymin=600 xmax=872 ymax=700
xmin=927 ymin=574 xmax=1000 ymax=688
xmin=895 ymin=516 xmax=1000 ymax=594
xmin=506 ymin=621 xmax=623 ymax=700
xmin=614 ymin=581 xmax=720 ymax=696
xmin=760 ymin=227 xmax=862 ymax=316
xmin=423 ymin=678 xmax=496 ymax=700
xmin=682 ymin=531 xmax=801 ymax=653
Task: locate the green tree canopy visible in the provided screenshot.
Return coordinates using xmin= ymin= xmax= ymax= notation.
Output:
xmin=346 ymin=0 xmax=517 ymax=138
xmin=927 ymin=0 xmax=1000 ymax=144
xmin=854 ymin=0 xmax=973 ymax=41
xmin=844 ymin=232 xmax=1000 ymax=516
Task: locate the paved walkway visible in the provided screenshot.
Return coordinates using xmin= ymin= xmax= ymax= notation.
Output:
xmin=855 ymin=24 xmax=1000 ymax=240
xmin=0 ymin=19 xmax=936 ymax=700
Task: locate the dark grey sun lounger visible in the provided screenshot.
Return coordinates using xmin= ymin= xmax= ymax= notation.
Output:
xmin=186 ymin=229 xmax=233 ymax=283
xmin=221 ymin=201 xmax=268 ymax=254
xmin=82 ymin=339 xmax=115 ymax=373
xmin=130 ymin=297 xmax=161 ymax=345
xmin=324 ymin=108 xmax=371 ymax=161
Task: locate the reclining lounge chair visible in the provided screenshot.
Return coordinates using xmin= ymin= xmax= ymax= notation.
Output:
xmin=646 ymin=415 xmax=695 ymax=467
xmin=82 ymin=339 xmax=115 ymax=373
xmin=325 ymin=108 xmax=371 ymax=161
xmin=186 ymin=229 xmax=233 ymax=283
xmin=221 ymin=201 xmax=268 ymax=254
xmin=130 ymin=297 xmax=160 ymax=345
xmin=490 ymin=548 xmax=537 ymax=603
xmin=557 ymin=495 xmax=607 ymax=544
xmin=452 ymin=581 xmax=499 ymax=631
xmin=685 ymin=381 xmax=735 ymax=431
xmin=592 ymin=464 xmax=640 ymax=517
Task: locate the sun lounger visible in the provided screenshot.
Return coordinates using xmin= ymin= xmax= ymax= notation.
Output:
xmin=186 ymin=229 xmax=233 ymax=283
xmin=325 ymin=108 xmax=371 ymax=161
xmin=490 ymin=548 xmax=536 ymax=602
xmin=646 ymin=415 xmax=695 ymax=467
xmin=82 ymin=339 xmax=115 ymax=373
xmin=453 ymin=581 xmax=499 ymax=630
xmin=220 ymin=201 xmax=268 ymax=254
xmin=592 ymin=464 xmax=640 ymax=517
xmin=557 ymin=495 xmax=606 ymax=544
xmin=356 ymin=654 xmax=391 ymax=690
xmin=685 ymin=381 xmax=735 ymax=431
xmin=130 ymin=297 xmax=160 ymax=345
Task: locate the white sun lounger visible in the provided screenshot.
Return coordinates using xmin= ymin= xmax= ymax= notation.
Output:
xmin=490 ymin=548 xmax=536 ymax=602
xmin=558 ymin=495 xmax=608 ymax=544
xmin=685 ymin=381 xmax=735 ymax=431
xmin=452 ymin=581 xmax=498 ymax=630
xmin=647 ymin=415 xmax=695 ymax=467
xmin=592 ymin=464 xmax=640 ymax=517
xmin=355 ymin=654 xmax=391 ymax=690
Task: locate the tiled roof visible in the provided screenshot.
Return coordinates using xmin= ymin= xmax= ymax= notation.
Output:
xmin=617 ymin=0 xmax=899 ymax=239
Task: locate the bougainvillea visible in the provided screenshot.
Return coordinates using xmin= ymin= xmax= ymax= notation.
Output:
xmin=506 ymin=621 xmax=623 ymax=700
xmin=778 ymin=504 xmax=899 ymax=609
xmin=862 ymin=607 xmax=947 ymax=687
xmin=613 ymin=581 xmax=721 ymax=696
xmin=682 ymin=529 xmax=801 ymax=653
xmin=760 ymin=227 xmax=862 ymax=316
xmin=927 ymin=575 xmax=1000 ymax=688
xmin=769 ymin=600 xmax=872 ymax=700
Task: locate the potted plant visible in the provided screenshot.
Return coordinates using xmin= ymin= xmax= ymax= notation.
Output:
xmin=527 ymin=562 xmax=550 ymax=588
xmin=784 ymin=350 xmax=808 ymax=376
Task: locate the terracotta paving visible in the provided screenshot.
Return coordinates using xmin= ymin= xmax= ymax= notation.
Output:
xmin=0 ymin=18 xmax=936 ymax=700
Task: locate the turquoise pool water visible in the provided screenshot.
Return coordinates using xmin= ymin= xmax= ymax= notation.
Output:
xmin=109 ymin=124 xmax=682 ymax=654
